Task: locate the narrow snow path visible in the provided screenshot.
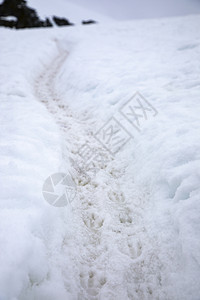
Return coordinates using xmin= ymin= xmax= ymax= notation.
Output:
xmin=34 ymin=40 xmax=166 ymax=300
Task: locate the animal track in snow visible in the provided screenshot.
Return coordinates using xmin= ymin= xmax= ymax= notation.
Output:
xmin=34 ymin=40 xmax=165 ymax=300
xmin=79 ymin=270 xmax=107 ymax=299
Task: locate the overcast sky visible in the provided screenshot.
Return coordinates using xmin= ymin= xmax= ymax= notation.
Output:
xmin=66 ymin=0 xmax=200 ymax=20
xmin=2 ymin=0 xmax=200 ymax=21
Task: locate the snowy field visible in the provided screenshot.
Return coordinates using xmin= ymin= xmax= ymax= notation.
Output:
xmin=0 ymin=11 xmax=200 ymax=300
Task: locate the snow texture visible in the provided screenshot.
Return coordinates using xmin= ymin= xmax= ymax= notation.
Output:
xmin=0 ymin=12 xmax=200 ymax=300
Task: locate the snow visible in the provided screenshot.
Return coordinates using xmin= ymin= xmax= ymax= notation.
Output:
xmin=0 ymin=16 xmax=17 ymax=21
xmin=0 ymin=11 xmax=200 ymax=300
xmin=0 ymin=29 xmax=78 ymax=300
xmin=55 ymin=15 xmax=200 ymax=298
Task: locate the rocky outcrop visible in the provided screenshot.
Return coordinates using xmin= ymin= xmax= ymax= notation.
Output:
xmin=52 ymin=16 xmax=74 ymax=27
xmin=0 ymin=0 xmax=98 ymax=29
xmin=82 ymin=20 xmax=97 ymax=25
xmin=0 ymin=0 xmax=53 ymax=28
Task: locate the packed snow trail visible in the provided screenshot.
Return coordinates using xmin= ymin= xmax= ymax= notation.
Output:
xmin=34 ymin=40 xmax=167 ymax=300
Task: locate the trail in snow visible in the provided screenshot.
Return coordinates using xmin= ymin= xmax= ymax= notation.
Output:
xmin=34 ymin=40 xmax=166 ymax=300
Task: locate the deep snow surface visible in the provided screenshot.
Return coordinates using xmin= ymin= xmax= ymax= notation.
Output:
xmin=0 ymin=13 xmax=200 ymax=300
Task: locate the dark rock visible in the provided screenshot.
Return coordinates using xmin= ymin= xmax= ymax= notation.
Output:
xmin=82 ymin=20 xmax=97 ymax=25
xmin=0 ymin=0 xmax=40 ymax=28
xmin=0 ymin=0 xmax=53 ymax=29
xmin=0 ymin=18 xmax=16 ymax=28
xmin=0 ymin=0 xmax=74 ymax=29
xmin=43 ymin=17 xmax=53 ymax=28
xmin=53 ymin=16 xmax=74 ymax=27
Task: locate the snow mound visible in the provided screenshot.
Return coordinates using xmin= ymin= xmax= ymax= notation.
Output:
xmin=56 ymin=14 xmax=200 ymax=299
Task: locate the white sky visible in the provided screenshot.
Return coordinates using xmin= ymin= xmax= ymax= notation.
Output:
xmin=66 ymin=0 xmax=200 ymax=20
